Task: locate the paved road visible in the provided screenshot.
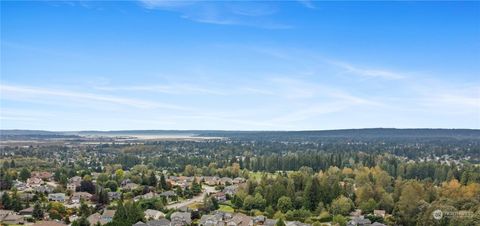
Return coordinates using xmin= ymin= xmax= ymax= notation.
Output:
xmin=166 ymin=185 xmax=216 ymax=209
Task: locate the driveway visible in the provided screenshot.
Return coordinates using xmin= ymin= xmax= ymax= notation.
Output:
xmin=166 ymin=185 xmax=216 ymax=209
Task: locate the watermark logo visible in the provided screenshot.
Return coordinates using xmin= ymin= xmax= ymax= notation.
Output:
xmin=432 ymin=209 xmax=476 ymax=220
xmin=432 ymin=209 xmax=443 ymax=220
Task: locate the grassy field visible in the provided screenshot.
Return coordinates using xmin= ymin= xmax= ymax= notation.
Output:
xmin=218 ymin=204 xmax=235 ymax=213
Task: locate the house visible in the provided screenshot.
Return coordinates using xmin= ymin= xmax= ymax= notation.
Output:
xmin=204 ymin=176 xmax=219 ymax=186
xmin=32 ymin=171 xmax=53 ymax=181
xmin=373 ymin=210 xmax=386 ymax=218
xmin=144 ymin=209 xmax=165 ymax=220
xmin=1 ymin=214 xmax=25 ymax=225
xmin=13 ymin=180 xmax=28 ymax=191
xmin=134 ymin=192 xmax=158 ymax=201
xmin=87 ymin=209 xmax=116 ymax=225
xmin=69 ymin=176 xmax=82 ymax=187
xmin=19 ymin=207 xmax=34 ymax=216
xmin=160 ymin=190 xmax=177 ymax=203
xmin=67 ymin=183 xmax=77 ymax=191
xmin=200 ymin=214 xmax=224 ymax=226
xmin=35 ymin=184 xmax=55 ymax=194
xmin=122 ymin=182 xmax=140 ymax=190
xmin=108 ymin=191 xmax=121 ymax=201
xmin=286 ymin=221 xmax=309 ymax=226
xmin=223 ymin=185 xmax=238 ymax=196
xmin=232 ymin=177 xmax=246 ymax=184
xmin=347 ymin=216 xmax=371 ymax=226
xmin=0 ymin=210 xmax=14 ymax=221
xmin=146 ymin=219 xmax=171 ymax=226
xmin=171 ymin=212 xmax=192 ymax=226
xmin=200 ymin=211 xmax=234 ymax=226
xmin=27 ymin=177 xmax=44 ymax=187
xmin=48 ymin=193 xmax=66 ymax=202
xmin=33 ymin=221 xmax=67 ymax=226
xmin=134 ymin=222 xmax=148 ymax=226
xmin=214 ymin=192 xmax=227 ymax=202
xmin=219 ymin=177 xmax=233 ymax=185
xmin=226 ymin=213 xmax=251 ymax=226
xmin=252 ymin=216 xmax=266 ymax=225
xmin=71 ymin=192 xmax=93 ymax=203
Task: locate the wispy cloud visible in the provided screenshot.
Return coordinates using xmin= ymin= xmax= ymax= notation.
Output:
xmin=95 ymin=84 xmax=228 ymax=96
xmin=0 ymin=84 xmax=186 ymax=110
xmin=138 ymin=0 xmax=292 ymax=29
xmin=297 ymin=0 xmax=317 ymax=9
xmin=329 ymin=61 xmax=406 ymax=80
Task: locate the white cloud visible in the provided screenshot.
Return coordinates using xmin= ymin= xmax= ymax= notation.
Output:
xmin=137 ymin=0 xmax=291 ymax=29
xmin=329 ymin=61 xmax=406 ymax=80
xmin=0 ymin=84 xmax=186 ymax=110
xmin=95 ymin=83 xmax=228 ymax=96
xmin=297 ymin=0 xmax=316 ymax=9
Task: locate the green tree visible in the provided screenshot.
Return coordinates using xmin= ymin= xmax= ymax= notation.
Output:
xmin=32 ymin=202 xmax=44 ymax=219
xmin=148 ymin=171 xmax=157 ymax=187
xmin=330 ymin=195 xmax=353 ymax=215
xmin=105 ymin=180 xmax=118 ymax=192
xmin=303 ymin=177 xmax=320 ymax=211
xmin=254 ymin=193 xmax=266 ymax=211
xmin=275 ymin=218 xmax=286 ymax=226
xmin=79 ymin=199 xmax=91 ymax=217
xmin=243 ymin=195 xmax=255 ymax=210
xmin=160 ymin=174 xmax=168 ymax=190
xmin=191 ymin=179 xmax=202 ymax=194
xmin=112 ymin=200 xmax=144 ymax=225
xmin=19 ymin=168 xmax=31 ymax=182
xmin=277 ymin=196 xmax=293 ymax=213
xmin=1 ymin=192 xmax=11 ymax=209
xmin=395 ymin=181 xmax=425 ymax=226
xmin=359 ymin=198 xmax=377 ymax=214
xmin=72 ymin=217 xmax=90 ymax=226
xmin=332 ymin=215 xmax=347 ymax=226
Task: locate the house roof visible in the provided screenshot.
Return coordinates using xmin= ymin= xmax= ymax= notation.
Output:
xmin=87 ymin=213 xmax=102 ymax=225
xmin=160 ymin=190 xmax=176 ymax=197
xmin=145 ymin=209 xmax=164 ymax=217
xmin=103 ymin=209 xmax=116 ymax=218
xmin=147 ymin=219 xmax=171 ymax=226
xmin=33 ymin=221 xmax=67 ymax=226
xmin=19 ymin=207 xmax=34 ymax=214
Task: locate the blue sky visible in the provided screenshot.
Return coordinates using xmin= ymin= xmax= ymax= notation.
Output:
xmin=1 ymin=1 xmax=479 ymax=130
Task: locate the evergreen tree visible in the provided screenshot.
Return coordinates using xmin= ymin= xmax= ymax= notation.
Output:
xmin=275 ymin=218 xmax=286 ymax=226
xmin=303 ymin=177 xmax=320 ymax=211
xmin=191 ymin=179 xmax=202 ymax=194
xmin=33 ymin=202 xmax=44 ymax=219
xmin=72 ymin=217 xmax=90 ymax=226
xmin=19 ymin=168 xmax=31 ymax=182
xmin=149 ymin=171 xmax=157 ymax=187
xmin=160 ymin=174 xmax=168 ymax=190
xmin=1 ymin=192 xmax=11 ymax=209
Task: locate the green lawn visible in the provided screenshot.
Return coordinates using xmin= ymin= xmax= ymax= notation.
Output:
xmin=218 ymin=204 xmax=235 ymax=213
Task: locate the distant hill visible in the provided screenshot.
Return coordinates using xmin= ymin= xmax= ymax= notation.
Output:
xmin=1 ymin=128 xmax=479 ymax=140
xmin=0 ymin=129 xmax=79 ymax=140
xmin=195 ymin=128 xmax=480 ymax=139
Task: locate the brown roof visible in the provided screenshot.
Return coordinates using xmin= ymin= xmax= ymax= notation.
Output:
xmin=103 ymin=209 xmax=116 ymax=218
xmin=33 ymin=221 xmax=67 ymax=226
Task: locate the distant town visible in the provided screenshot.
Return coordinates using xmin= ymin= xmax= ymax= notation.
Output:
xmin=0 ymin=129 xmax=479 ymax=226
